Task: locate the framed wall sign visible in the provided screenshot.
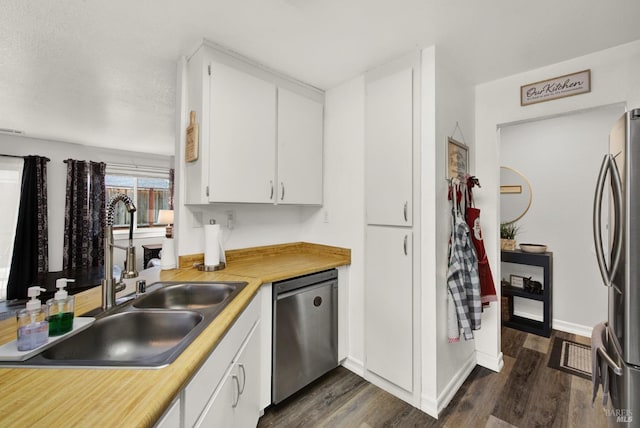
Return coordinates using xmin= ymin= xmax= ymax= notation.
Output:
xmin=521 ymin=69 xmax=591 ymax=106
xmin=447 ymin=137 xmax=468 ymax=179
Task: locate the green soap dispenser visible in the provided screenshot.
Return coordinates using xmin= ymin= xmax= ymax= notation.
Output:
xmin=46 ymin=278 xmax=75 ymax=336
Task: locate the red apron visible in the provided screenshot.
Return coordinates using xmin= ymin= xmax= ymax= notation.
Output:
xmin=465 ymin=207 xmax=497 ymax=304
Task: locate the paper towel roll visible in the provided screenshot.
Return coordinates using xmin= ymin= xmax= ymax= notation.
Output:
xmin=204 ymin=223 xmax=221 ymax=266
xmin=161 ymin=237 xmax=176 ymax=270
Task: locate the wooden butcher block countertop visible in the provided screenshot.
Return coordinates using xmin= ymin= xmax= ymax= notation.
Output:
xmin=0 ymin=242 xmax=350 ymax=427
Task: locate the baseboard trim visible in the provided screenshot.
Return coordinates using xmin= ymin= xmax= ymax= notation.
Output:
xmin=552 ymin=319 xmax=593 ymax=338
xmin=343 ymin=359 xmax=422 ymax=414
xmin=363 ymin=369 xmax=417 ymax=408
xmin=511 ymin=311 xmax=594 ymax=339
xmin=435 ymin=352 xmax=477 ymax=415
xmin=341 ymin=356 xmax=365 ymax=377
xmin=420 ymin=394 xmax=438 ymax=418
xmin=476 ymin=349 xmax=504 ymax=372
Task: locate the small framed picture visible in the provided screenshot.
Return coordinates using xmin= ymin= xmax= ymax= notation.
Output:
xmin=447 ymin=137 xmax=469 ymax=179
xmin=510 ymin=274 xmax=526 ymax=289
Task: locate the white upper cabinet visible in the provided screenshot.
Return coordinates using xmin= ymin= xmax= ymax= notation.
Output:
xmin=277 ymin=88 xmax=323 ymax=205
xmin=183 ymin=43 xmax=324 ymax=206
xmin=365 ymin=67 xmax=413 ymax=226
xmin=208 ymin=61 xmax=276 ymax=203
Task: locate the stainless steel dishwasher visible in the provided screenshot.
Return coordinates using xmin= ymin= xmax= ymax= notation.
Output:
xmin=272 ymin=269 xmax=338 ymax=404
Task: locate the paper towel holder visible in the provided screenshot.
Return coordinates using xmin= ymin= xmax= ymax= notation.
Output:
xmin=197 ymin=219 xmax=226 ymax=271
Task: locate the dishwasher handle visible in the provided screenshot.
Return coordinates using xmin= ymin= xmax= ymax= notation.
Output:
xmin=276 ymin=280 xmax=337 ymax=301
xmin=274 ymin=269 xmax=339 ymax=295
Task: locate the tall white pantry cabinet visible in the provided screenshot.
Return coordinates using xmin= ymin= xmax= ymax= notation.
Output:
xmin=364 ymin=53 xmax=421 ymax=405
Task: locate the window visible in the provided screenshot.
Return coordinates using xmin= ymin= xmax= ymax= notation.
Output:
xmin=105 ymin=165 xmax=172 ymax=235
xmin=0 ymin=158 xmax=24 ymax=301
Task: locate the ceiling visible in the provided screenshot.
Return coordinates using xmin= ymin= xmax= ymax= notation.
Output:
xmin=2 ymin=0 xmax=640 ymax=156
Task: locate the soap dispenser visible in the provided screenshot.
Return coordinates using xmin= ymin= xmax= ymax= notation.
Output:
xmin=16 ymin=286 xmax=49 ymax=351
xmin=46 ymin=278 xmax=76 ymax=336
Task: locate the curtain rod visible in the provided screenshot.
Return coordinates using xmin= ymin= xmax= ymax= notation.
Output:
xmin=105 ymin=163 xmax=171 ymax=175
xmin=0 ymin=154 xmax=50 ymax=161
xmin=106 ymin=162 xmax=169 ymax=170
xmin=62 ymin=160 xmax=169 ymax=171
xmin=63 ymin=159 xmax=105 ymax=164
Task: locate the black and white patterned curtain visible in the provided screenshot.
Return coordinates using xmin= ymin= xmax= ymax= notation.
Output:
xmin=169 ymin=168 xmax=175 ymax=210
xmin=7 ymin=156 xmax=49 ymax=300
xmin=63 ymin=159 xmax=106 ymax=269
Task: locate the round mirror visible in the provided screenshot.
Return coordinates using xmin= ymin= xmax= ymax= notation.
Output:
xmin=500 ymin=166 xmax=532 ymax=224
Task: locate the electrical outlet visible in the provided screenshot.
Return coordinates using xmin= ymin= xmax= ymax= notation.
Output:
xmin=323 ymin=210 xmax=329 ymax=223
xmin=226 ymin=210 xmax=235 ymax=230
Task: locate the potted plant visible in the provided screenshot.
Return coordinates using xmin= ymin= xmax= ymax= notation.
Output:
xmin=500 ymin=222 xmax=519 ymax=250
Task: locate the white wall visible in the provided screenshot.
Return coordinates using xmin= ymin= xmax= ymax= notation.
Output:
xmin=421 ymin=47 xmax=481 ymax=413
xmin=420 ymin=46 xmax=438 ymax=410
xmin=179 ymin=203 xmax=315 ymax=254
xmin=302 ymin=76 xmax=366 ymax=363
xmin=499 ymin=104 xmax=624 ymax=334
xmin=0 ymin=134 xmax=173 ymax=272
xmin=476 ymin=40 xmax=640 ymax=340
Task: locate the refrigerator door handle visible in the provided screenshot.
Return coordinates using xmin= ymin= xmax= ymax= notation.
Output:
xmin=594 ymin=155 xmax=610 ymax=284
xmin=593 ymin=154 xmax=623 ymax=292
xmin=609 ymin=154 xmax=623 ymax=292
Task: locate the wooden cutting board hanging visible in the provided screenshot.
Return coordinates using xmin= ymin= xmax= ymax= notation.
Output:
xmin=185 ymin=110 xmax=199 ymax=162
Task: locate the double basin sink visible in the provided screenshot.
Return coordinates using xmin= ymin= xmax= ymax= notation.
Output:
xmin=18 ymin=281 xmax=247 ymax=368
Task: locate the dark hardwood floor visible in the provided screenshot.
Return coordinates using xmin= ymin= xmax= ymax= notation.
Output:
xmin=258 ymin=327 xmax=606 ymax=428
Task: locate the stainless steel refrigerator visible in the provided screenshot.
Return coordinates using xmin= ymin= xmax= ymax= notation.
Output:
xmin=594 ymin=108 xmax=640 ymax=426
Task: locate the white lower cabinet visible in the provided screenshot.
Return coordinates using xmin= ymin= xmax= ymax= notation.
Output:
xmin=365 ymin=226 xmax=413 ymax=392
xmin=196 ymin=320 xmax=261 ymax=427
xmin=155 ymin=395 xmax=182 ymax=428
xmin=176 ymin=293 xmax=262 ymax=428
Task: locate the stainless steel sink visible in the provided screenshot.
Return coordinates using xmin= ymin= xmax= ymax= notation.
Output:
xmin=5 ymin=281 xmax=248 ymax=368
xmin=40 ymin=311 xmax=203 ymax=366
xmin=133 ymin=283 xmax=235 ymax=310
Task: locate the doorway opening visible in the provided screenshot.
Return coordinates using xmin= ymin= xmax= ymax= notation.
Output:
xmin=497 ymin=102 xmax=625 ymax=346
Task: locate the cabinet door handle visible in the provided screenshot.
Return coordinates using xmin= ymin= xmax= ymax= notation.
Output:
xmin=232 ymin=374 xmax=240 ymax=408
xmin=269 ymin=181 xmax=274 ymax=200
xmin=238 ymin=363 xmax=246 ymax=394
xmin=403 ymin=235 xmax=408 ymax=255
xmin=280 ymin=182 xmax=285 ymax=201
xmin=403 ymin=202 xmax=408 ymax=222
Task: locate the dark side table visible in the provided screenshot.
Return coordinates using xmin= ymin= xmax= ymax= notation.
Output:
xmin=500 ymin=250 xmax=553 ymax=337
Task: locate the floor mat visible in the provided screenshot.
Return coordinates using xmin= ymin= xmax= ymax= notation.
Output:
xmin=547 ymin=338 xmax=592 ymax=380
